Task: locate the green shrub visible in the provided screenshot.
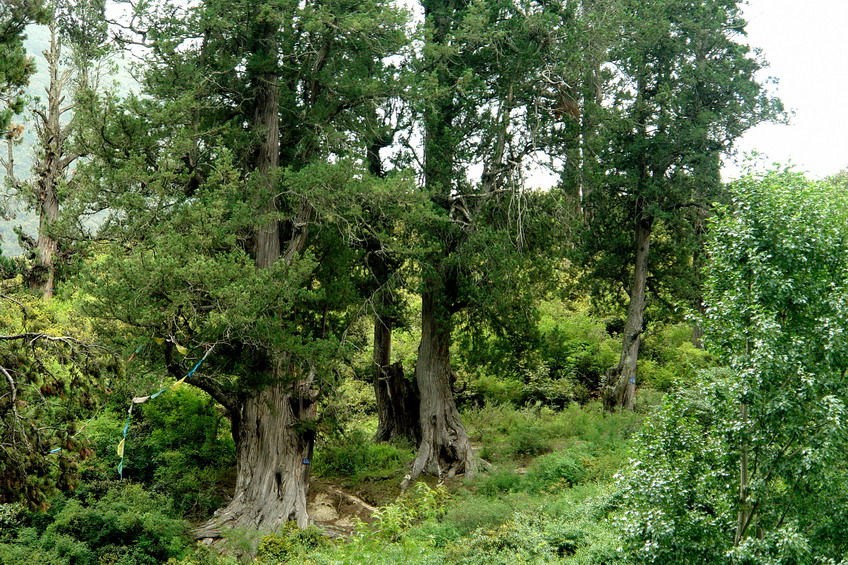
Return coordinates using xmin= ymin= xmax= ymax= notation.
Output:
xmin=256 ymin=522 xmax=329 ymax=564
xmin=80 ymin=387 xmax=236 ymax=520
xmin=525 ymin=450 xmax=588 ymax=492
xmin=639 ymin=324 xmax=716 ymax=391
xmin=475 ymin=469 xmax=524 ymax=497
xmin=166 ymin=544 xmax=240 ymax=565
xmin=443 ymin=513 xmax=559 ymax=565
xmin=0 ymin=483 xmax=189 ymax=565
xmin=359 ymin=483 xmax=449 ymax=542
xmin=466 ymin=374 xmax=525 ymax=406
xmin=506 ymin=424 xmax=552 ymax=457
xmin=0 ymin=503 xmax=26 ymax=542
xmin=313 ymin=429 xmax=412 ymax=478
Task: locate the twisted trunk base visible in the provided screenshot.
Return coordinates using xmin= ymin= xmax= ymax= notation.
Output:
xmin=195 ymin=382 xmax=315 ymax=539
xmin=401 ymin=291 xmax=474 ymax=489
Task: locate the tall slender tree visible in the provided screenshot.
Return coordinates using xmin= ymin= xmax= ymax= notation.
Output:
xmin=2 ymin=0 xmax=109 ymax=296
xmin=403 ymin=0 xmax=574 ymax=487
xmin=580 ymin=0 xmax=781 ymax=410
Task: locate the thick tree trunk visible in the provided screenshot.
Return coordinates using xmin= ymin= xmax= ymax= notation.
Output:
xmin=195 ymin=30 xmax=317 ymax=538
xmin=195 ymin=380 xmax=315 ymax=538
xmin=373 ymin=315 xmax=419 ymax=443
xmin=402 ymin=288 xmax=474 ymax=489
xmin=603 ymin=217 xmax=652 ymax=411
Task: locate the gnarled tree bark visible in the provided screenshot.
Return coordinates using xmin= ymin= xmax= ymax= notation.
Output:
xmin=194 ymin=376 xmax=315 ymax=538
xmin=402 ymin=286 xmax=475 ymax=489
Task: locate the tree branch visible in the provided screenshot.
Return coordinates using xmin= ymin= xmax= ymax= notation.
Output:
xmin=164 ymin=346 xmax=238 ymax=415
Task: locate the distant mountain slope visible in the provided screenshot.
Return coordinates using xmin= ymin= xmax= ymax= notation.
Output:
xmin=1 ymin=24 xmax=134 ymax=257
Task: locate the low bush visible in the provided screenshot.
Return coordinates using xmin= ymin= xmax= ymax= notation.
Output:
xmin=313 ymin=429 xmax=412 ymax=479
xmin=474 ymin=469 xmax=524 ymax=497
xmin=524 ymin=450 xmax=589 ymax=492
xmin=0 ymin=483 xmax=189 ymax=565
xmin=255 ymin=522 xmax=329 ymax=564
xmin=506 ymin=424 xmax=553 ymax=457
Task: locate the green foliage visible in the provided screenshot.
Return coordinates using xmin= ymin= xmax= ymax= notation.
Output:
xmin=435 ymin=484 xmax=626 ymax=565
xmin=458 ymin=302 xmax=621 ymax=407
xmin=0 ymin=0 xmax=49 ymax=134
xmin=524 ymin=451 xmax=589 ymax=492
xmin=618 ymin=376 xmax=736 ymax=563
xmin=475 ymin=469 xmax=525 ymax=497
xmin=70 ymin=383 xmax=235 ymax=521
xmin=0 ymin=289 xmax=115 ymax=507
xmin=0 ymin=483 xmax=189 ymax=565
xmin=443 ymin=513 xmax=562 ymax=565
xmin=621 ymin=170 xmax=848 ymax=562
xmin=458 ymin=300 xmax=711 ymax=408
xmin=313 ymin=429 xmax=412 ymax=479
xmin=166 ymin=545 xmax=239 ymax=565
xmin=505 ymin=424 xmax=553 ymax=457
xmin=639 ymin=323 xmax=715 ymax=391
xmin=361 ymin=483 xmax=450 ymax=542
xmin=466 ymin=402 xmax=641 ymax=469
xmin=255 ymin=522 xmax=329 ymax=564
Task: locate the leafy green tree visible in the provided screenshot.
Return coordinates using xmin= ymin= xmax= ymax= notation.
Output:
xmin=621 ymin=170 xmax=848 ymax=562
xmin=578 ymin=0 xmax=781 ymax=410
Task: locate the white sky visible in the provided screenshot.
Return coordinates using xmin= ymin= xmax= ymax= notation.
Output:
xmin=723 ymin=0 xmax=848 ymax=180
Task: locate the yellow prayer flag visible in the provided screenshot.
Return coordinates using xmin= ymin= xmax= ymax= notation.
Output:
xmin=116 ymin=438 xmax=125 ymax=457
xmin=175 ymin=344 xmax=188 ymax=355
xmin=172 ymin=375 xmax=188 ymax=389
xmin=154 ymin=337 xmax=165 ymax=345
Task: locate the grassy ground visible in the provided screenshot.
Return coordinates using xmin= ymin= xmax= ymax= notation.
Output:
xmin=0 ymin=396 xmax=651 ymax=565
xmin=231 ymin=401 xmax=647 ymax=565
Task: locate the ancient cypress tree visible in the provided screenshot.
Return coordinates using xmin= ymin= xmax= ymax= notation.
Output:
xmin=403 ymin=0 xmax=572 ymax=486
xmin=76 ymin=0 xmax=412 ymax=534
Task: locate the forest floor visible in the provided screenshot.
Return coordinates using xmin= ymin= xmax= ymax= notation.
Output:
xmin=271 ymin=401 xmax=647 ymax=564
